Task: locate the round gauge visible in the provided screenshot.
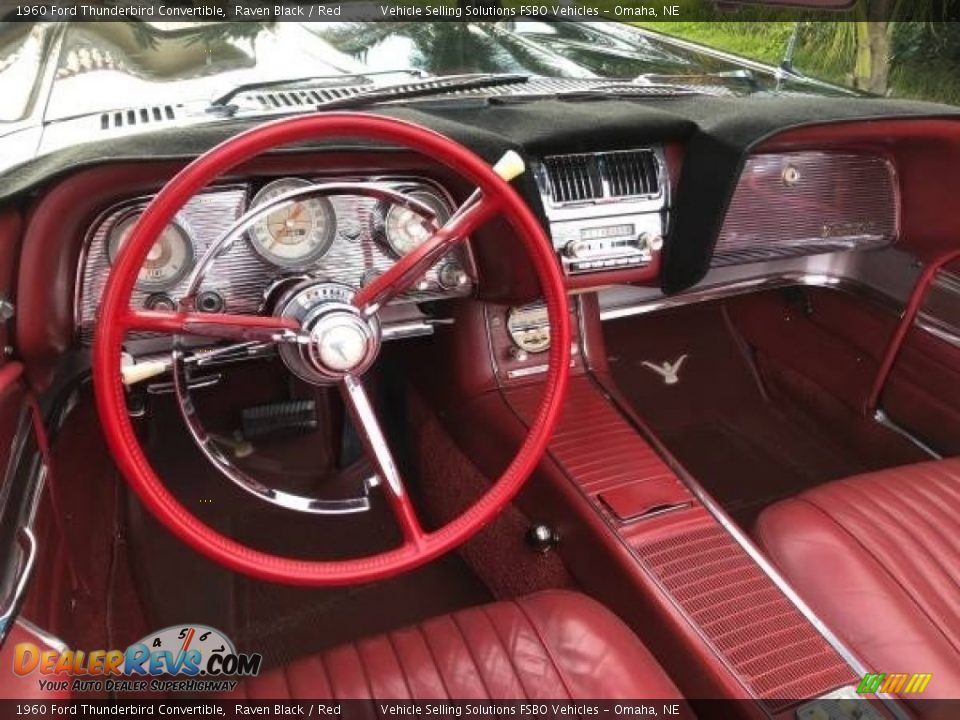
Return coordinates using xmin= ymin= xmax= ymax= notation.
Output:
xmin=247 ymin=178 xmax=336 ymax=268
xmin=507 ymin=303 xmax=551 ymax=354
xmin=381 ymin=191 xmax=451 ymax=256
xmin=107 ymin=212 xmax=194 ymax=291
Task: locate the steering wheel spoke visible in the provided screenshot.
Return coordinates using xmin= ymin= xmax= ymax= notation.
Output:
xmin=340 ymin=374 xmax=426 ymax=545
xmin=122 ymin=308 xmax=305 ymax=343
xmin=353 ymin=194 xmax=500 ymax=315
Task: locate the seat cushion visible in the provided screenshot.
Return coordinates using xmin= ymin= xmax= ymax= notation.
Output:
xmin=229 ymin=590 xmax=681 ymax=699
xmin=0 ymin=619 xmax=71 ymax=699
xmin=756 ymin=458 xmax=960 ymax=699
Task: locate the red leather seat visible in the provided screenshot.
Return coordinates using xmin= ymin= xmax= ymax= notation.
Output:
xmin=0 ymin=619 xmax=71 ymax=699
xmin=229 ymin=590 xmax=682 ymax=699
xmin=756 ymin=458 xmax=960 ymax=699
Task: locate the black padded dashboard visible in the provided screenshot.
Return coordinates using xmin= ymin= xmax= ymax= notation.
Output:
xmin=4 ymin=93 xmax=960 ymax=294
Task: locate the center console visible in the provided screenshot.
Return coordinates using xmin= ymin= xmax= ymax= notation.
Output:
xmin=417 ymin=294 xmax=898 ymax=719
xmin=505 ymin=372 xmax=864 ymax=715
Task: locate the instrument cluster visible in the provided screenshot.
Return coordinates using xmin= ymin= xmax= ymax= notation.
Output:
xmin=76 ymin=176 xmax=476 ymax=342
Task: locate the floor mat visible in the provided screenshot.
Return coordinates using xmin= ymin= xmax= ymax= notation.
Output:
xmin=126 ymin=368 xmax=491 ymax=671
xmin=661 ymin=414 xmax=861 ymax=523
xmin=604 ymin=302 xmax=909 ymax=527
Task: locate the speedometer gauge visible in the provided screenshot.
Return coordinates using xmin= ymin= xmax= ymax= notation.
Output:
xmin=107 ymin=212 xmax=194 ymax=291
xmin=248 ymin=178 xmax=336 ymax=268
xmin=380 ymin=191 xmax=451 ymax=256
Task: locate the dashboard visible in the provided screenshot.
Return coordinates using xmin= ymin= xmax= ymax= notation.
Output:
xmin=5 ymin=100 xmax=959 ymax=405
xmin=76 ymin=174 xmax=476 ymax=344
xmin=71 ymin=144 xmax=902 ymax=377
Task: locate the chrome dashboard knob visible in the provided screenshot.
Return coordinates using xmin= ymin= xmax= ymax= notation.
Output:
xmin=639 ymin=232 xmax=664 ymax=253
xmin=564 ymin=239 xmax=589 ymax=259
xmin=438 ymin=263 xmax=468 ymax=289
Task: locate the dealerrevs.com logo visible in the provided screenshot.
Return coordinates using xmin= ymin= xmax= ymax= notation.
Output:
xmin=13 ymin=625 xmax=262 ymax=694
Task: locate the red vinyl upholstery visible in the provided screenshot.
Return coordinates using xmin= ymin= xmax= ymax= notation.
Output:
xmin=756 ymin=458 xmax=960 ymax=699
xmin=0 ymin=619 xmax=71 ymax=699
xmin=229 ymin=590 xmax=682 ymax=699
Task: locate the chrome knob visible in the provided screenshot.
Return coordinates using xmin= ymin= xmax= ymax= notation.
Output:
xmin=438 ymin=263 xmax=468 ymax=289
xmin=145 ymin=293 xmax=176 ymax=312
xmin=639 ymin=233 xmax=664 ymax=253
xmin=526 ymin=524 xmax=559 ymax=553
xmin=564 ymin=240 xmax=589 ymax=259
xmin=509 ymin=347 xmax=529 ymax=362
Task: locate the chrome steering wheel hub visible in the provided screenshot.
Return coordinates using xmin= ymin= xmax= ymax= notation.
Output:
xmin=276 ymin=281 xmax=382 ymax=384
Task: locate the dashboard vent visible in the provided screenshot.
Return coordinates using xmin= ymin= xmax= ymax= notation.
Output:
xmin=541 ymin=149 xmax=661 ymax=205
xmin=100 ymin=104 xmax=181 ymax=130
xmin=246 ymin=86 xmax=366 ymax=109
xmin=603 ymin=150 xmax=660 ymax=198
xmin=541 ymin=154 xmax=603 ymax=203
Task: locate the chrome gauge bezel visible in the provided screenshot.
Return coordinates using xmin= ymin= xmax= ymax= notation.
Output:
xmin=375 ymin=189 xmax=451 ymax=257
xmin=507 ymin=302 xmax=552 ymax=354
xmin=105 ymin=208 xmax=196 ymax=292
xmin=247 ymin=178 xmax=337 ymax=269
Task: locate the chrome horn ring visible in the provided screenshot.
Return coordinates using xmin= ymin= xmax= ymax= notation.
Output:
xmin=168 ymin=182 xmax=435 ymax=515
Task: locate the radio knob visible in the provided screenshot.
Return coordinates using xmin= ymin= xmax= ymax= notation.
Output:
xmin=639 ymin=233 xmax=664 ymax=253
xmin=564 ymin=240 xmax=589 ymax=259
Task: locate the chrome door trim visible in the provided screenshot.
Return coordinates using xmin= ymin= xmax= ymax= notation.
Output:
xmin=0 ymin=408 xmax=48 ymax=647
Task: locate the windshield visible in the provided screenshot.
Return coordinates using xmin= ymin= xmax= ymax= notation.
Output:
xmin=5 ymin=18 xmax=957 ymax=127
xmin=2 ymin=20 xmax=774 ymax=124
xmin=0 ymin=23 xmax=56 ymax=123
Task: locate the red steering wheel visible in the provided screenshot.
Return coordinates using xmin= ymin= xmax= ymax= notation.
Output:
xmin=93 ymin=113 xmax=571 ymax=586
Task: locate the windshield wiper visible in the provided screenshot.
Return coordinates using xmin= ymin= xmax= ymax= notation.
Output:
xmin=314 ymin=73 xmax=530 ymax=111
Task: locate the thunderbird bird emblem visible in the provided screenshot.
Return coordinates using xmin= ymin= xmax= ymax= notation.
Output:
xmin=641 ymin=354 xmax=688 ymax=386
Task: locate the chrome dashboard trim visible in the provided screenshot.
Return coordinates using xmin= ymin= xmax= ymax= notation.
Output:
xmin=381 ymin=320 xmax=434 ymax=340
xmin=531 ymin=146 xmax=669 ymax=277
xmin=533 ymin=148 xmax=667 ymax=218
xmin=712 ymin=152 xmax=898 ymax=268
xmin=75 ymin=174 xmax=475 ymax=345
xmin=598 ymin=249 xmax=921 ymax=322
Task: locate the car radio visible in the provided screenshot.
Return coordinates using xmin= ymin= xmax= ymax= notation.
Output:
xmin=532 ymin=148 xmax=669 ymax=276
